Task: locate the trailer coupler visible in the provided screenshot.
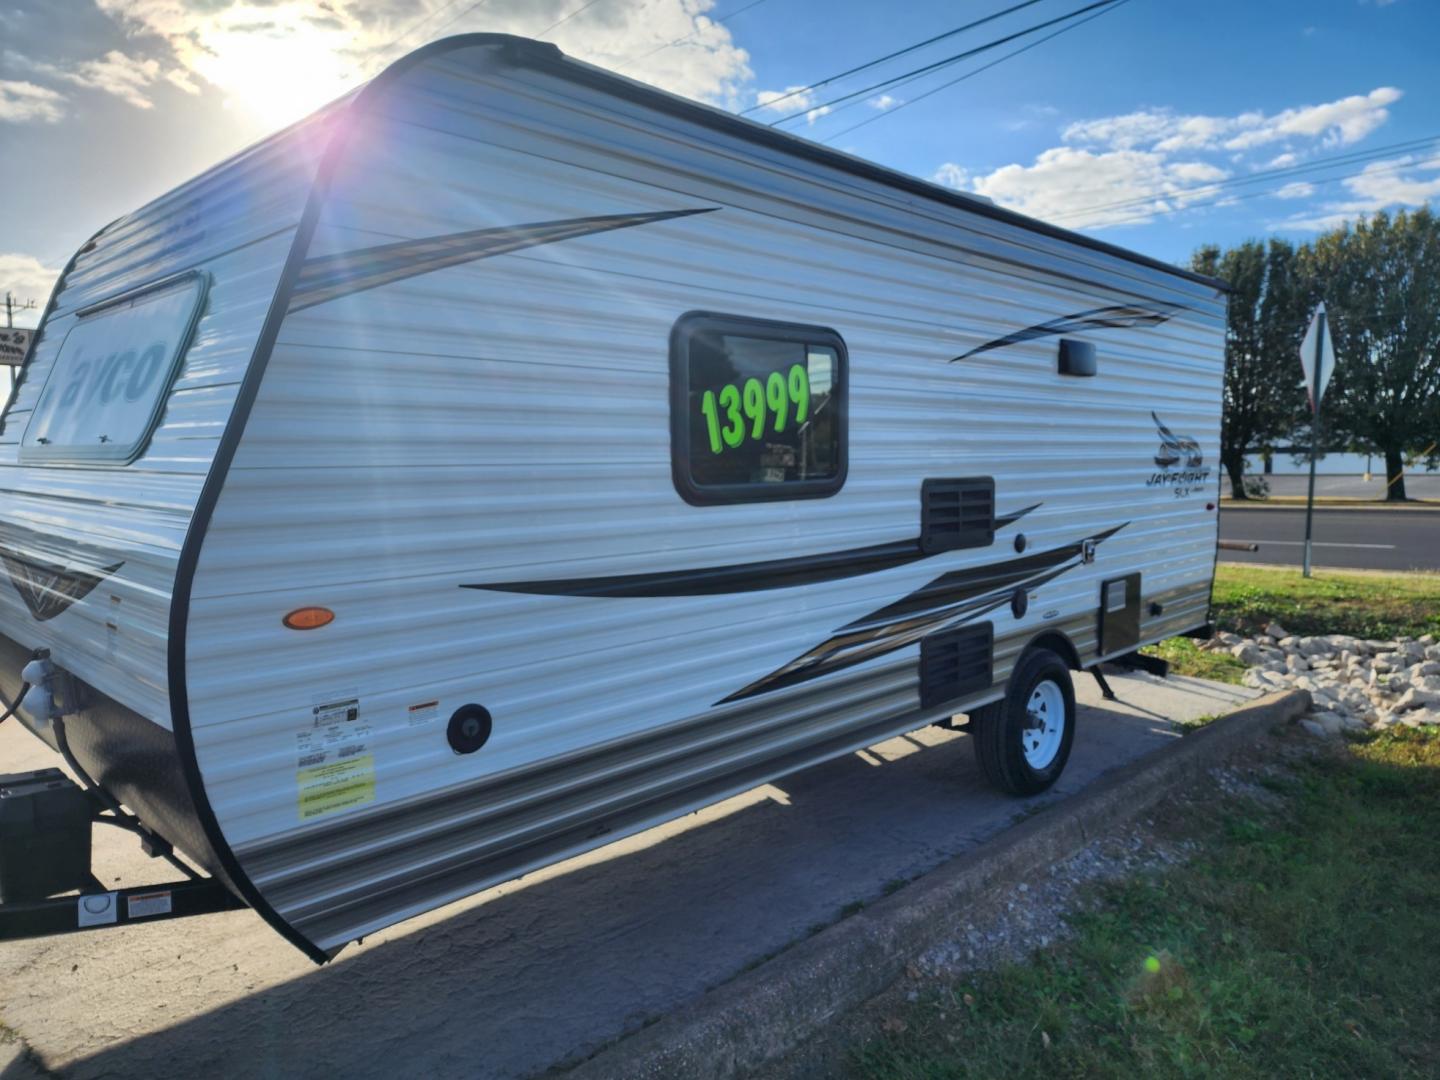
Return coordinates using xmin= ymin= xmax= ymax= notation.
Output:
xmin=0 ymin=767 xmax=244 ymax=942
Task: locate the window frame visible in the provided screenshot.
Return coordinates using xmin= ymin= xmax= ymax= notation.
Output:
xmin=669 ymin=310 xmax=849 ymax=506
xmin=19 ymin=270 xmax=208 ymax=466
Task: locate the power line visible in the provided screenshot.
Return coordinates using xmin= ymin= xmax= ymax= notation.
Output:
xmin=368 ymin=0 xmax=494 ymax=74
xmin=1081 ymin=153 xmax=1440 ymax=229
xmin=1051 ymin=134 xmax=1440 ymax=223
xmin=423 ymin=0 xmax=504 ymax=47
xmin=535 ymin=0 xmax=606 ymax=40
xmin=818 ymin=0 xmax=1129 ymax=142
xmin=616 ymin=0 xmax=775 ymax=71
xmin=739 ymin=0 xmax=1048 ymax=117
xmin=767 ymin=0 xmax=1123 ymax=127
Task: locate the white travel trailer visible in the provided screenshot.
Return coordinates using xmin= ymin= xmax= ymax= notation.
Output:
xmin=0 ymin=34 xmax=1225 ymax=961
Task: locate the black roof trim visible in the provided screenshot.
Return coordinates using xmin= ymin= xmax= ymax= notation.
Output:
xmin=407 ymin=33 xmax=1228 ymax=294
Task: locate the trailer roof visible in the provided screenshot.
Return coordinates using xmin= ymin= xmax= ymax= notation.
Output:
xmin=386 ymin=33 xmax=1228 ymax=294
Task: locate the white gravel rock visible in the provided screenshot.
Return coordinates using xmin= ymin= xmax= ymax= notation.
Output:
xmin=1220 ymin=625 xmax=1440 ymax=734
xmin=1393 ymin=687 xmax=1440 ymax=712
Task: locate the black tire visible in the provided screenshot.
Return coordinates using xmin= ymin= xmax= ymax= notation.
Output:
xmin=970 ymin=648 xmax=1075 ymax=796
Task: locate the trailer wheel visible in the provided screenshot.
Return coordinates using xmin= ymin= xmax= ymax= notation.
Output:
xmin=970 ymin=648 xmax=1075 ymax=796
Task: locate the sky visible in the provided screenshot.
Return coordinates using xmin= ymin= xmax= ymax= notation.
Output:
xmin=1 ymin=0 xmax=1437 ymax=328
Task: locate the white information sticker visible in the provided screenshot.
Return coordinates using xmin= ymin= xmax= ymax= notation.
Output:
xmin=77 ymin=892 xmax=119 ymax=928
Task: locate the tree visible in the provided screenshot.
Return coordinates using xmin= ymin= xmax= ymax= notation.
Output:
xmin=1305 ymin=208 xmax=1440 ymax=501
xmin=1191 ymin=240 xmax=1308 ymax=500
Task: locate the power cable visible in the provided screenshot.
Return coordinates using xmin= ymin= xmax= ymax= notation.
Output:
xmin=536 ymin=0 xmax=606 ymax=40
xmin=766 ymin=0 xmax=1123 ymax=127
xmin=818 ymin=0 xmax=1129 ymax=141
xmin=1051 ymin=135 xmax=1440 ymax=224
xmin=739 ymin=0 xmax=1048 ymax=116
xmin=616 ymin=0 xmax=775 ymax=70
xmin=1081 ymin=153 xmax=1440 ymax=228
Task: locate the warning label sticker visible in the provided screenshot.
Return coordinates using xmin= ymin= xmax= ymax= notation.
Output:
xmin=128 ymin=890 xmax=173 ymax=919
xmin=298 ymin=755 xmax=376 ymax=820
xmin=406 ymin=699 xmax=440 ymax=726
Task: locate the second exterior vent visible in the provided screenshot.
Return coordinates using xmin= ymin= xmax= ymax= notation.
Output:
xmin=920 ymin=477 xmax=995 ymax=553
xmin=919 ymin=623 xmax=994 ymax=710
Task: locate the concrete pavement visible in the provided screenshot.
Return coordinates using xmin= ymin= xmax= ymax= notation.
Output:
xmin=1220 ymin=505 xmax=1440 ymax=572
xmin=0 ymin=671 xmax=1255 ymax=1080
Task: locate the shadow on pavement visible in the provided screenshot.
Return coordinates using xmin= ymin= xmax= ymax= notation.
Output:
xmin=18 ymin=708 xmax=1172 ymax=1080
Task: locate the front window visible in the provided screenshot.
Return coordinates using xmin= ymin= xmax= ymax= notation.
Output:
xmin=21 ymin=273 xmax=206 ymax=464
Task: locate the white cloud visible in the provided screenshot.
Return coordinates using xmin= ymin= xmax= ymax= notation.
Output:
xmin=95 ymin=0 xmax=753 ymax=126
xmin=14 ymin=49 xmax=198 ymax=110
xmin=868 ymin=94 xmax=899 ymax=111
xmin=0 ymin=81 xmax=65 ymax=124
xmin=1062 ymin=87 xmax=1402 ymax=155
xmin=67 ymin=50 xmax=164 ymax=109
xmin=967 ymin=147 xmax=1228 ymax=228
xmin=0 ymin=253 xmax=60 ymax=326
xmin=1273 ymin=154 xmax=1440 ymax=231
xmin=932 ymin=163 xmax=970 ymax=190
xmin=1224 ymin=87 xmax=1401 ymax=149
xmin=942 ymin=85 xmax=1411 ymax=232
xmin=754 ymin=84 xmax=833 ymax=125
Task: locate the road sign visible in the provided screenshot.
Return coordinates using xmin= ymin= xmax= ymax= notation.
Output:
xmin=1299 ymin=304 xmax=1335 ymax=414
xmin=0 ymin=328 xmax=31 ymax=367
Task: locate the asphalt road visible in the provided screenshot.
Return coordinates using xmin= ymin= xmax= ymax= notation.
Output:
xmin=1220 ymin=506 xmax=1440 ymax=572
xmin=0 ymin=672 xmax=1254 ymax=1080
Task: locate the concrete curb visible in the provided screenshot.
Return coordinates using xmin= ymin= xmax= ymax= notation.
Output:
xmin=564 ymin=689 xmax=1312 ymax=1080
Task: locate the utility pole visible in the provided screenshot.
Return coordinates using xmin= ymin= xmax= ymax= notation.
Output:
xmin=5 ymin=292 xmax=37 ymax=329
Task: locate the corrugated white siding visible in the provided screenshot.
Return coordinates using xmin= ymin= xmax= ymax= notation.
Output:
xmin=0 ymin=106 xmax=340 ymax=725
xmin=185 ymin=45 xmax=1225 ymax=950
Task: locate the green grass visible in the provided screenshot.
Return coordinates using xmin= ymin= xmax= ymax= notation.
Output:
xmin=848 ymin=729 xmax=1440 ymax=1079
xmin=1144 ymin=638 xmax=1247 ymax=685
xmin=1211 ymin=564 xmax=1440 ymax=640
xmin=1148 ymin=565 xmax=1440 ymax=681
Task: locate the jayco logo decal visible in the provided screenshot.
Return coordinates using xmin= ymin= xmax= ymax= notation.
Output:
xmin=1146 ymin=411 xmax=1210 ymax=497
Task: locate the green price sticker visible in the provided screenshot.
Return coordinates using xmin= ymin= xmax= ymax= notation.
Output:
xmin=700 ymin=364 xmax=810 ymax=455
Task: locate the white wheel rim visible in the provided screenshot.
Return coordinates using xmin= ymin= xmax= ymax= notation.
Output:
xmin=1023 ymin=679 xmax=1066 ymax=770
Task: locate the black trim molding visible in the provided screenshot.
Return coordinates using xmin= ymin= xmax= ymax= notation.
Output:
xmin=953 ymin=302 xmax=1185 ymax=362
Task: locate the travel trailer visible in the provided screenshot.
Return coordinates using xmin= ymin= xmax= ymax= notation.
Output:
xmin=0 ymin=34 xmax=1225 ymax=961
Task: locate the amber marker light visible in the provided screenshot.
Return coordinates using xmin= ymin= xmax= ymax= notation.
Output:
xmin=283 ymin=606 xmax=335 ymax=630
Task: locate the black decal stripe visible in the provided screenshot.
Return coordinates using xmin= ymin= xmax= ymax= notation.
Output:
xmin=466 ymin=540 xmax=926 ymax=598
xmin=720 ymin=559 xmax=1082 ymax=704
xmin=0 ymin=529 xmax=124 ymax=622
xmin=719 ymin=524 xmax=1126 ymax=704
xmin=463 ymin=505 xmax=1038 ymax=598
xmin=953 ymin=302 xmax=1184 ymax=362
xmin=994 ymin=502 xmax=1040 ymax=529
xmin=843 ymin=524 xmax=1124 ymax=630
xmin=288 ymin=208 xmax=718 ymax=312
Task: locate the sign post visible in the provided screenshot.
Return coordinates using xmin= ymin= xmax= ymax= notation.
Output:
xmin=1299 ymin=303 xmax=1335 ymax=578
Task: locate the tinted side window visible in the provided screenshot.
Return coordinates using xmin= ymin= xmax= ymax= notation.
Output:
xmin=670 ymin=313 xmax=847 ymax=505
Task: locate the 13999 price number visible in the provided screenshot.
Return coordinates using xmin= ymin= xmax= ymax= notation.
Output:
xmin=699 ymin=365 xmax=810 ymax=455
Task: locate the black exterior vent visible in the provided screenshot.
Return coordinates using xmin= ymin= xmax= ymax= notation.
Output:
xmin=1058 ymin=338 xmax=1097 ymax=376
xmin=920 ymin=477 xmax=995 ymax=554
xmin=919 ymin=622 xmax=994 ymax=710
